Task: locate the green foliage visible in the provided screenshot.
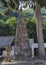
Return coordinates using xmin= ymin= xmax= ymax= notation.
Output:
xmin=0 ymin=17 xmax=17 ymax=36
xmin=42 ymin=20 xmax=46 ymax=42
xmin=0 ymin=0 xmax=19 ymax=10
xmin=6 ymin=17 xmax=17 ymax=35
xmin=6 ymin=17 xmax=17 ymax=25
xmin=25 ymin=18 xmax=37 ymax=42
xmin=25 ymin=17 xmax=46 ymax=43
xmin=0 ymin=20 xmax=6 ymax=36
xmin=0 ymin=16 xmax=46 ymax=42
xmin=0 ymin=0 xmax=19 ymax=15
xmin=31 ymin=17 xmax=36 ymax=23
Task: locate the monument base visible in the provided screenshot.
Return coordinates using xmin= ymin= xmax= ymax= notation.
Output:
xmin=20 ymin=48 xmax=32 ymax=60
xmin=14 ymin=48 xmax=32 ymax=61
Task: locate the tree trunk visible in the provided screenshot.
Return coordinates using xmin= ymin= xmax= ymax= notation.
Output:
xmin=35 ymin=1 xmax=45 ymax=59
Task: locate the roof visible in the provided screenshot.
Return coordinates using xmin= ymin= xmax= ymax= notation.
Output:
xmin=0 ymin=36 xmax=15 ymax=48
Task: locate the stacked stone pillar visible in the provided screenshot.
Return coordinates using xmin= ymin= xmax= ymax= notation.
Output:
xmin=14 ymin=8 xmax=32 ymax=60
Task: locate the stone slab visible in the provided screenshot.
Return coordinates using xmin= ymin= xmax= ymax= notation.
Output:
xmin=1 ymin=60 xmax=46 ymax=65
xmin=1 ymin=61 xmax=29 ymax=65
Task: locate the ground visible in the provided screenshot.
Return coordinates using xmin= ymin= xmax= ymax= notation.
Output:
xmin=0 ymin=59 xmax=46 ymax=65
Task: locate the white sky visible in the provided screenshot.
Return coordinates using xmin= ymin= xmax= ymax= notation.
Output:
xmin=19 ymin=0 xmax=33 ymax=10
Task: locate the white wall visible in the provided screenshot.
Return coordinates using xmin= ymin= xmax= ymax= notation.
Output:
xmin=29 ymin=39 xmax=46 ymax=48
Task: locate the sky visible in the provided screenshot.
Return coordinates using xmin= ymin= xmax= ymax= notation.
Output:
xmin=19 ymin=0 xmax=33 ymax=10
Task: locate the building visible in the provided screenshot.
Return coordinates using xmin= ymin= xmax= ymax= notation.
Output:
xmin=0 ymin=36 xmax=46 ymax=58
xmin=0 ymin=36 xmax=15 ymax=58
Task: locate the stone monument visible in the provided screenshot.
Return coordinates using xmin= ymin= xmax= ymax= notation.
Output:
xmin=14 ymin=7 xmax=32 ymax=60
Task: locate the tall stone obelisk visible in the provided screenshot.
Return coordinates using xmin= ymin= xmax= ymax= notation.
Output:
xmin=14 ymin=8 xmax=32 ymax=60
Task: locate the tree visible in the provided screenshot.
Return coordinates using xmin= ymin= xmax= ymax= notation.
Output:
xmin=0 ymin=0 xmax=19 ymax=15
xmin=0 ymin=0 xmax=19 ymax=10
xmin=34 ymin=1 xmax=45 ymax=59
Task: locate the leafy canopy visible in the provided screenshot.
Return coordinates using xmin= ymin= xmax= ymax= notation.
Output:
xmin=0 ymin=0 xmax=46 ymax=10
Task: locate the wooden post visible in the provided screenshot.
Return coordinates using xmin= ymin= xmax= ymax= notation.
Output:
xmin=6 ymin=46 xmax=11 ymax=62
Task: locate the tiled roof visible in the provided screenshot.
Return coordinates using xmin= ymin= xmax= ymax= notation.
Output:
xmin=0 ymin=36 xmax=15 ymax=48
